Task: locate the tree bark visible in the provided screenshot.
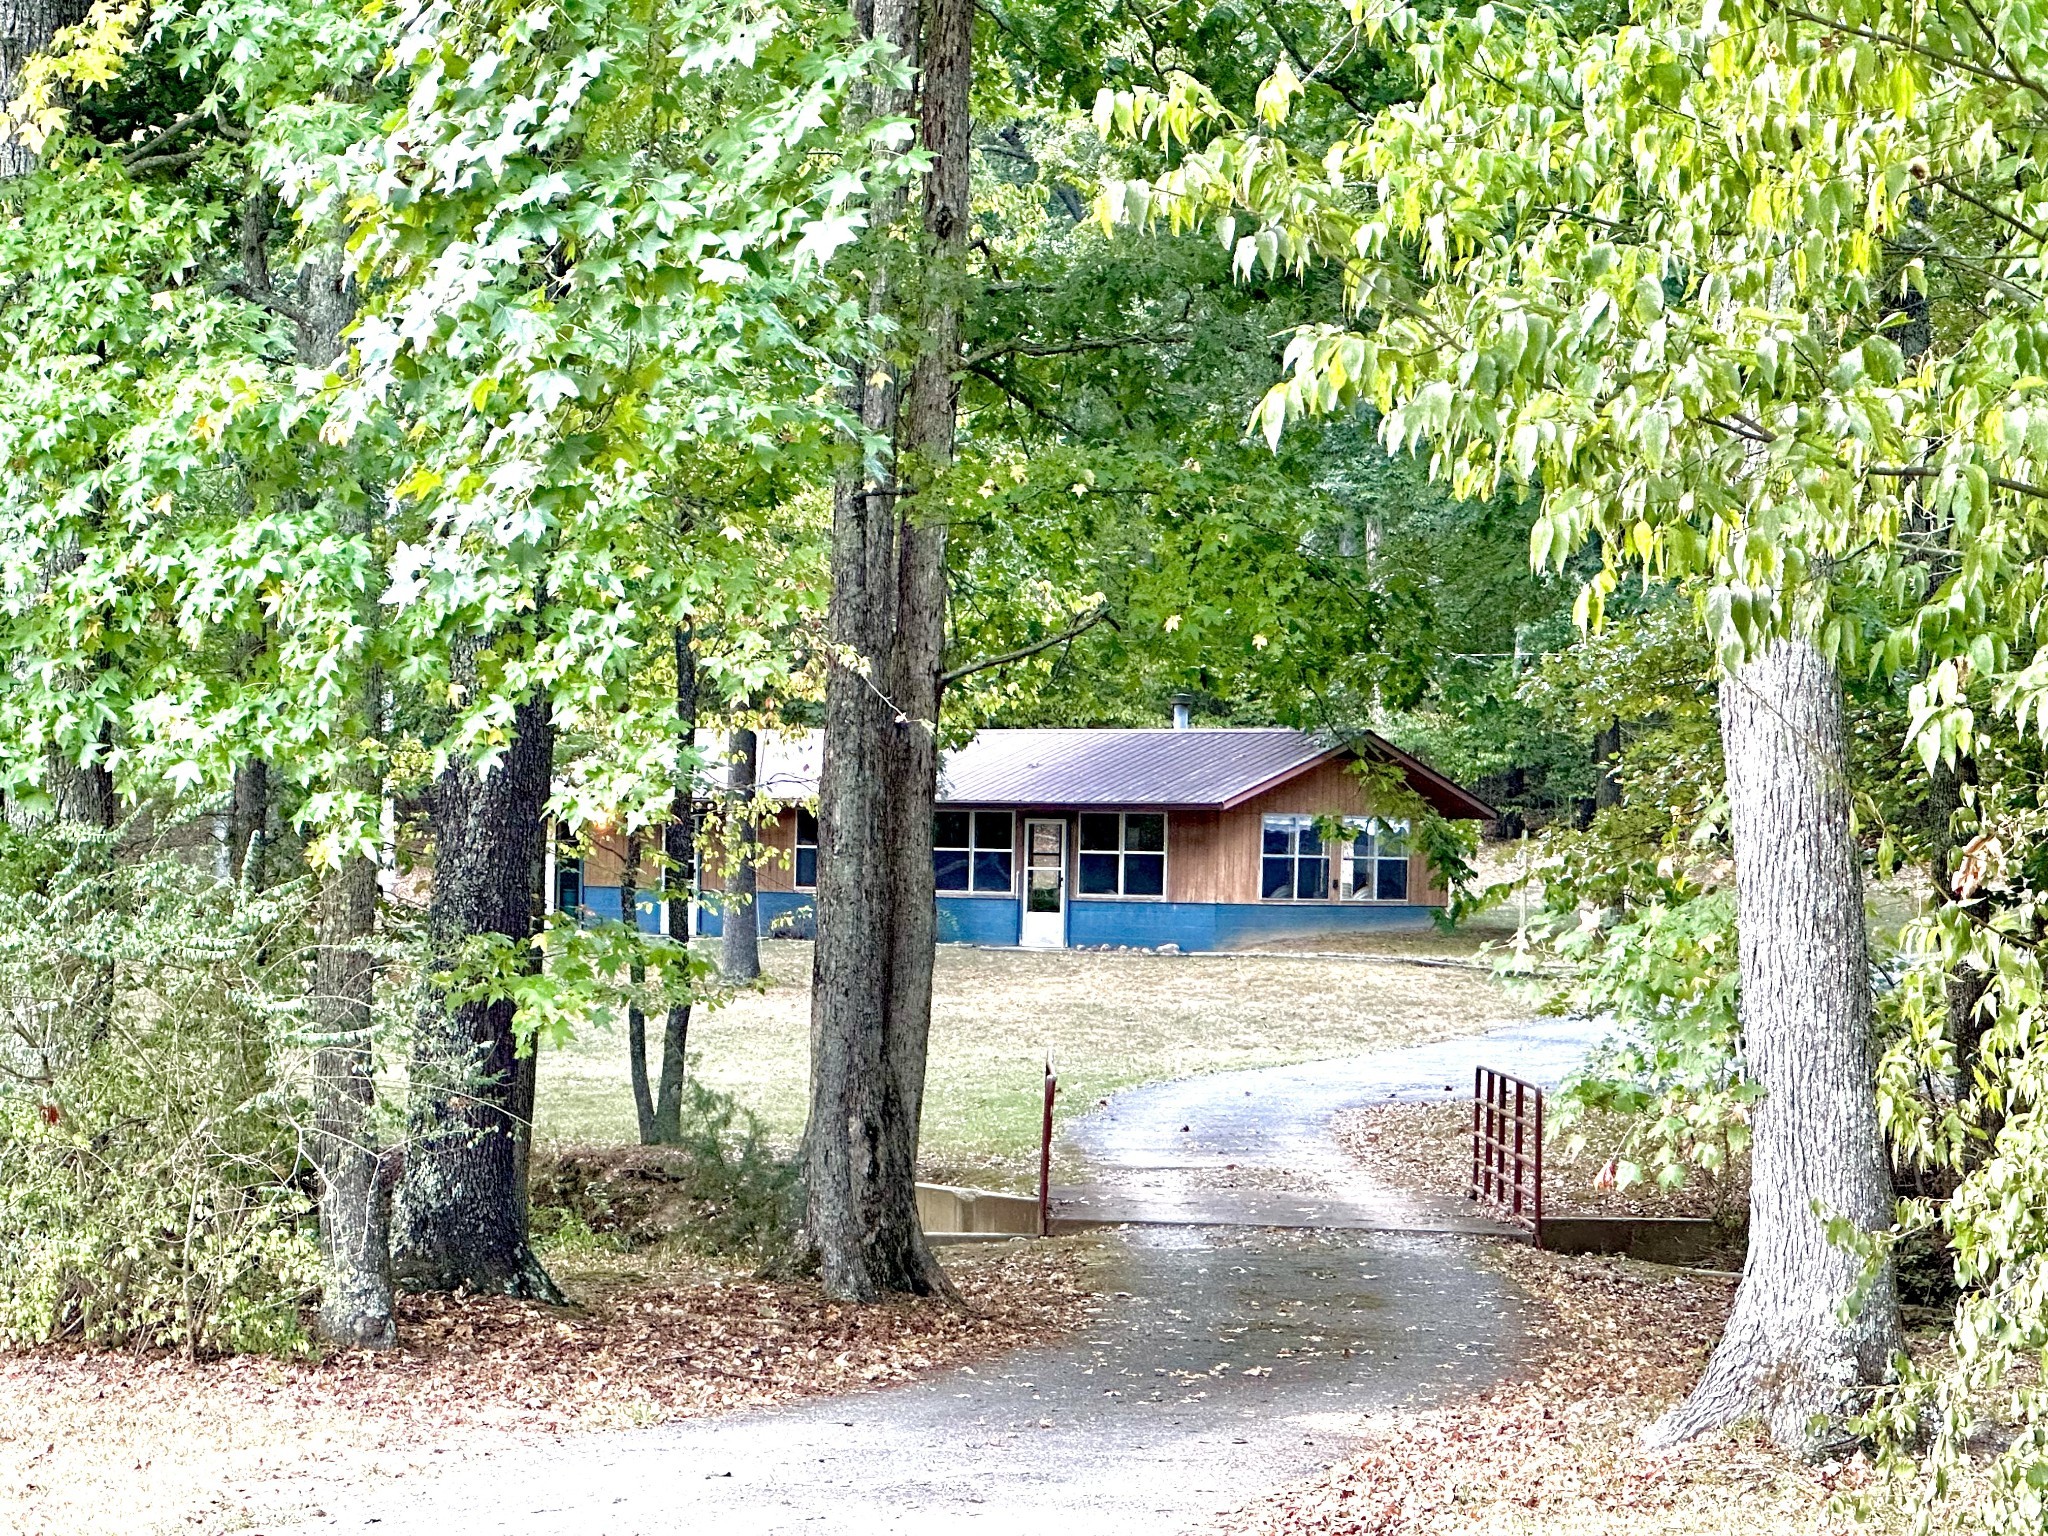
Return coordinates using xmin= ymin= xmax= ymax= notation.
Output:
xmin=392 ymin=647 xmax=563 ymax=1301
xmin=624 ymin=827 xmax=657 ymax=1143
xmin=653 ymin=622 xmax=697 ymax=1143
xmin=310 ymin=792 xmax=397 ymax=1349
xmin=293 ymin=234 xmax=399 ymax=1347
xmin=229 ymin=753 xmax=269 ymax=887
xmin=1645 ymin=635 xmax=1903 ymax=1449
xmin=1592 ymin=715 xmax=1622 ymax=811
xmin=721 ymin=725 xmax=761 ymax=981
xmin=0 ymin=0 xmax=89 ymax=179
xmin=7 ymin=0 xmax=111 ymax=828
xmin=802 ymin=0 xmax=969 ymax=1302
xmin=1927 ymin=754 xmax=1994 ymax=1113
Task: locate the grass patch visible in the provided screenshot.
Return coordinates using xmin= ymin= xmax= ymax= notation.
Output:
xmin=536 ymin=938 xmax=1527 ymax=1189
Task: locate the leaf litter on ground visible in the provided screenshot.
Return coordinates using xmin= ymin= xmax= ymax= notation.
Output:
xmin=0 ymin=1237 xmax=1091 ymax=1536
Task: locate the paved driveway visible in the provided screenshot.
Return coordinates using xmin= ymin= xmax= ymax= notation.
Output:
xmin=279 ymin=1018 xmax=1596 ymax=1536
xmin=1058 ymin=1017 xmax=1604 ymax=1232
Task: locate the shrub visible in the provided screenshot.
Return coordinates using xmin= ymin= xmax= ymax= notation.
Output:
xmin=533 ymin=1074 xmax=800 ymax=1269
xmin=0 ymin=827 xmax=321 ymax=1355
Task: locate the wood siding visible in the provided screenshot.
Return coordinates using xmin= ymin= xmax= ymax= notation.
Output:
xmin=1165 ymin=755 xmax=1446 ymax=906
xmin=695 ymin=806 xmax=802 ymax=893
xmin=579 ymin=744 xmax=1449 ymax=910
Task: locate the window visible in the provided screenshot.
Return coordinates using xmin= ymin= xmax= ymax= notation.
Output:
xmin=1261 ymin=815 xmax=1329 ymax=901
xmin=1340 ymin=819 xmax=1411 ymax=902
xmin=795 ymin=808 xmax=819 ymax=890
xmin=1077 ymin=812 xmax=1167 ymax=897
xmin=934 ymin=809 xmax=1014 ymax=893
xmin=554 ymin=855 xmax=585 ymax=918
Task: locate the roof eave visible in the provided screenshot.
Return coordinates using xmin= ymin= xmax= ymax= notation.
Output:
xmin=1216 ymin=749 xmax=1351 ymax=811
xmin=1358 ymin=731 xmax=1498 ymax=820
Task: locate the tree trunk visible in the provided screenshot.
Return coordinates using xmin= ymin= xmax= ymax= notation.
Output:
xmin=8 ymin=1 xmax=111 ymax=829
xmin=1592 ymin=715 xmax=1622 ymax=810
xmin=1 ymin=0 xmax=89 ymax=178
xmin=287 ymin=232 xmax=404 ymax=1346
xmin=802 ymin=0 xmax=968 ymax=1302
xmin=1645 ymin=635 xmax=1903 ymax=1449
xmin=229 ymin=754 xmax=269 ymax=888
xmin=1928 ymin=755 xmax=1994 ymax=1113
xmin=624 ymin=827 xmax=657 ymax=1142
xmin=310 ymin=795 xmax=397 ymax=1349
xmin=653 ymin=623 xmax=697 ymax=1143
xmin=392 ymin=650 xmax=563 ymax=1301
xmin=721 ymin=725 xmax=761 ymax=981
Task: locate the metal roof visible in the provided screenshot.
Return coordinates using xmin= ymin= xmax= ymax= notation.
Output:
xmin=704 ymin=727 xmax=1492 ymax=819
xmin=938 ymin=729 xmax=1329 ymax=807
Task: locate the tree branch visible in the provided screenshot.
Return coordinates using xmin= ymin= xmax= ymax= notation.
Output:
xmin=1930 ymin=173 xmax=2048 ymax=250
xmin=941 ymin=606 xmax=1114 ymax=685
xmin=224 ymin=279 xmax=308 ymax=326
xmin=1868 ymin=463 xmax=2048 ymax=501
xmin=961 ymin=330 xmax=1190 ymax=369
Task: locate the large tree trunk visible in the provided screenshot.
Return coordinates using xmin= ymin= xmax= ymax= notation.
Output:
xmin=1646 ymin=635 xmax=1902 ymax=1449
xmin=652 ymin=623 xmax=697 ymax=1143
xmin=392 ymin=652 xmax=563 ymax=1301
xmin=296 ymin=235 xmax=398 ymax=1347
xmin=1 ymin=0 xmax=88 ymax=178
xmin=803 ymin=0 xmax=969 ymax=1303
xmin=721 ymin=725 xmax=761 ymax=982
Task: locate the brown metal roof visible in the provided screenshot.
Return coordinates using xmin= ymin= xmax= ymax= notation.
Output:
xmin=937 ymin=729 xmax=1327 ymax=807
xmin=718 ymin=727 xmax=1492 ymax=819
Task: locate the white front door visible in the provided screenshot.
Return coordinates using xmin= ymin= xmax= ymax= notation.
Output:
xmin=1019 ymin=818 xmax=1067 ymax=949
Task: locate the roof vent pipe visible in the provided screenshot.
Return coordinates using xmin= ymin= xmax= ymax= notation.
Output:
xmin=1171 ymin=696 xmax=1192 ymax=731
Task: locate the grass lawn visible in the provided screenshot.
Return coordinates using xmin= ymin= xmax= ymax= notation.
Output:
xmin=535 ymin=931 xmax=1528 ymax=1190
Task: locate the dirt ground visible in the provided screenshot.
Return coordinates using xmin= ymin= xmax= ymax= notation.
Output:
xmin=1335 ymin=1101 xmax=1751 ymax=1222
xmin=538 ymin=939 xmax=1528 ymax=1189
xmin=1211 ymin=1247 xmax=1906 ymax=1536
xmin=0 ymin=1237 xmax=1091 ymax=1536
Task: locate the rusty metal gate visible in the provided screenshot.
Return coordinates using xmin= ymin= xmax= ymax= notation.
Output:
xmin=1470 ymin=1066 xmax=1543 ymax=1243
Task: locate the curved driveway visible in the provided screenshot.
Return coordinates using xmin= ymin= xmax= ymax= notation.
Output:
xmin=284 ymin=1016 xmax=1596 ymax=1536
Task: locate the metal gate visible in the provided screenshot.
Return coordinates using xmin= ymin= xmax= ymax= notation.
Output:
xmin=1470 ymin=1066 xmax=1543 ymax=1243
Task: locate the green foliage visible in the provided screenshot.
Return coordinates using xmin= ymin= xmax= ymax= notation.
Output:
xmin=0 ymin=829 xmax=320 ymax=1355
xmin=1544 ymin=889 xmax=1756 ymax=1195
xmin=442 ymin=915 xmax=722 ymax=1053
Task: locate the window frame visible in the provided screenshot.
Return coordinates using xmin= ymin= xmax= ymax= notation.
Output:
xmin=554 ymin=853 xmax=586 ymax=919
xmin=932 ymin=808 xmax=1016 ymax=896
xmin=1337 ymin=817 xmax=1413 ymax=903
xmin=1074 ymin=811 xmax=1169 ymax=901
xmin=1259 ymin=814 xmax=1331 ymax=902
xmin=794 ymin=806 xmax=819 ymax=891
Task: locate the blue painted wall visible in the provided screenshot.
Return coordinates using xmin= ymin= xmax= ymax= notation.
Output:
xmin=1065 ymin=899 xmax=1433 ymax=950
xmin=586 ymin=886 xmax=1432 ymax=950
xmin=1207 ymin=900 xmax=1433 ymax=948
xmin=1067 ymin=900 xmax=1214 ymax=951
xmin=936 ymin=895 xmax=1022 ymax=946
xmin=575 ymin=886 xmax=665 ymax=932
xmin=693 ymin=889 xmax=814 ymax=939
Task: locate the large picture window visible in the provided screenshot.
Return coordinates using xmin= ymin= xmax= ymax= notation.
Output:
xmin=1077 ymin=812 xmax=1167 ymax=897
xmin=934 ymin=810 xmax=1015 ymax=893
xmin=1261 ymin=815 xmax=1328 ymax=901
xmin=795 ymin=807 xmax=819 ymax=889
xmin=1340 ymin=819 xmax=1411 ymax=902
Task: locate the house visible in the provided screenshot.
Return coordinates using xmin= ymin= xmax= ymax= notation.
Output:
xmin=548 ymin=725 xmax=1493 ymax=952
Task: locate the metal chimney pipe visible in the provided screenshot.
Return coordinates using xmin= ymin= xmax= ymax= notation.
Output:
xmin=1171 ymin=696 xmax=1192 ymax=730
